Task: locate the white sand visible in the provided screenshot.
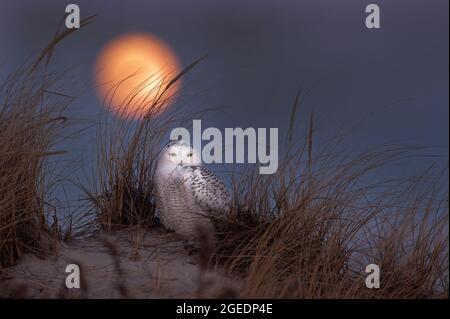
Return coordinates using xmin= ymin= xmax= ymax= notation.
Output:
xmin=0 ymin=227 xmax=237 ymax=298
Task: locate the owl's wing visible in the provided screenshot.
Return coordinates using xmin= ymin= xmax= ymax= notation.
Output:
xmin=188 ymin=166 xmax=231 ymax=214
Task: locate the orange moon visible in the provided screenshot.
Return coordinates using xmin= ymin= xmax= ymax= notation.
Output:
xmin=94 ymin=33 xmax=181 ymax=119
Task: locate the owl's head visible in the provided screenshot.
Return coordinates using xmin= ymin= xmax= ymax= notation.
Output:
xmin=160 ymin=141 xmax=201 ymax=166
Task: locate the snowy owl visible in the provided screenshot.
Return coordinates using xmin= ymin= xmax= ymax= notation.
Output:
xmin=154 ymin=141 xmax=231 ymax=241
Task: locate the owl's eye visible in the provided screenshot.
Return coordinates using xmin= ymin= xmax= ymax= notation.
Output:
xmin=169 ymin=152 xmax=176 ymax=156
xmin=187 ymin=153 xmax=193 ymax=157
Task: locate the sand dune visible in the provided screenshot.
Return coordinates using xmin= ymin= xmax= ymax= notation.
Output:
xmin=0 ymin=227 xmax=236 ymax=299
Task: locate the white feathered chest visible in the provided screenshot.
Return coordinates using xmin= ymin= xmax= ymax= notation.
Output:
xmin=154 ymin=164 xmax=230 ymax=240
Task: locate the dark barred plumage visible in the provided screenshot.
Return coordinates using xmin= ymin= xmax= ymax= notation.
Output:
xmin=187 ymin=166 xmax=231 ymax=214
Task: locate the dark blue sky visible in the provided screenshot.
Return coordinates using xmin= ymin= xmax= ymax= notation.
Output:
xmin=0 ymin=0 xmax=448 ymax=205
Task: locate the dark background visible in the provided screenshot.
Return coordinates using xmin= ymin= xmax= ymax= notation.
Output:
xmin=0 ymin=0 xmax=448 ymax=208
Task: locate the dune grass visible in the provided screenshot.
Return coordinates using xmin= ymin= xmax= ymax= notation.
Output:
xmin=0 ymin=64 xmax=71 ymax=269
xmin=211 ymin=142 xmax=448 ymax=298
xmin=206 ymin=101 xmax=448 ymax=299
xmin=87 ymin=73 xmax=448 ymax=298
xmin=0 ymin=15 xmax=95 ymax=270
xmin=0 ymin=24 xmax=447 ymax=298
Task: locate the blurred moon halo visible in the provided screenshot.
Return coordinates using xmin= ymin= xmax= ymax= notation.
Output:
xmin=94 ymin=33 xmax=181 ymax=119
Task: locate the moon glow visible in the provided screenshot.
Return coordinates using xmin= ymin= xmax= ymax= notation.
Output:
xmin=94 ymin=33 xmax=181 ymax=119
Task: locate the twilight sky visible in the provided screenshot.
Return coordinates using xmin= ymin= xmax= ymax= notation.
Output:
xmin=0 ymin=0 xmax=448 ymax=205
